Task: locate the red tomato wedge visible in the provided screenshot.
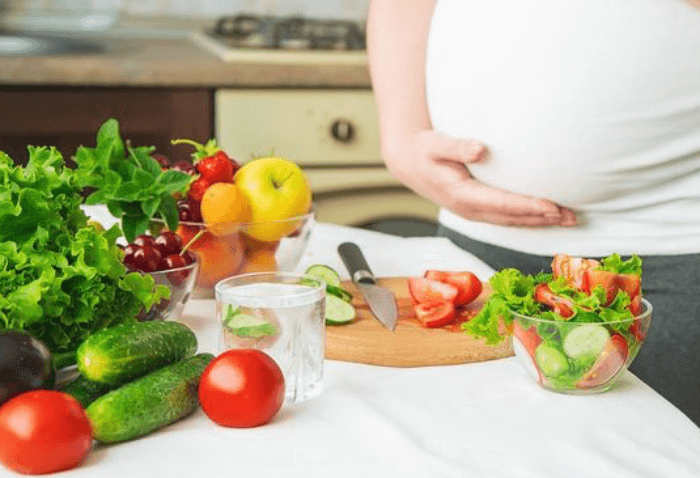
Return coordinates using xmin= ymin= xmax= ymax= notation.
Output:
xmin=424 ymin=270 xmax=483 ymax=306
xmin=414 ymin=301 xmax=456 ymax=328
xmin=551 ymin=254 xmax=600 ymax=289
xmin=582 ymin=269 xmax=642 ymax=315
xmin=512 ymin=321 xmax=543 ymax=383
xmin=576 ymin=334 xmax=629 ymax=389
xmin=533 ymin=283 xmax=576 ymax=318
xmin=407 ymin=277 xmax=459 ymax=304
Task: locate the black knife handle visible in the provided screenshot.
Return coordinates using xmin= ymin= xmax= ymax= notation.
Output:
xmin=338 ymin=242 xmax=375 ymax=284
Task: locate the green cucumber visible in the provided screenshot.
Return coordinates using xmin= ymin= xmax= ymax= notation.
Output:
xmin=61 ymin=375 xmax=118 ymax=408
xmin=325 ymin=294 xmax=356 ymax=325
xmin=534 ymin=343 xmax=569 ymax=377
xmin=327 ymin=284 xmax=353 ymax=303
xmin=305 ymin=264 xmax=341 ymax=287
xmin=563 ymin=324 xmax=610 ymax=359
xmin=87 ymin=353 xmax=214 ymax=443
xmin=76 ymin=321 xmax=198 ymax=385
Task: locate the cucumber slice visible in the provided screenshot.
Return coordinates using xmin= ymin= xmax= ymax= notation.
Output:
xmin=224 ymin=313 xmax=277 ymax=338
xmin=326 ymin=284 xmax=353 ymax=303
xmin=534 ymin=344 xmax=569 ymax=377
xmin=325 ymin=294 xmax=356 ymax=325
xmin=305 ymin=264 xmax=342 ymax=287
xmin=563 ymin=324 xmax=610 ymax=359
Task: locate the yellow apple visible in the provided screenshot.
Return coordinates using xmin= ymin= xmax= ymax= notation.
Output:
xmin=233 ymin=156 xmax=312 ymax=242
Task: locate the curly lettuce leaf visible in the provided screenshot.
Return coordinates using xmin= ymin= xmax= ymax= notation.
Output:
xmin=0 ymin=146 xmax=171 ymax=353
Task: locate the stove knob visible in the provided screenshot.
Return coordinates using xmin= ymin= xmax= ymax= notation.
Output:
xmin=330 ymin=119 xmax=355 ymax=143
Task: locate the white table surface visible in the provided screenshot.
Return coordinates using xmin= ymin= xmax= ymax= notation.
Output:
xmin=6 ymin=218 xmax=699 ymax=478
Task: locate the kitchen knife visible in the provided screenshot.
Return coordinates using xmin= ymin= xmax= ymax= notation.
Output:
xmin=338 ymin=242 xmax=398 ymax=332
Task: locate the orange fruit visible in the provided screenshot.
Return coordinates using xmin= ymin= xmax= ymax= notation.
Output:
xmin=190 ymin=231 xmax=245 ymax=288
xmin=239 ymin=249 xmax=277 ymax=274
xmin=200 ymin=183 xmax=252 ymax=237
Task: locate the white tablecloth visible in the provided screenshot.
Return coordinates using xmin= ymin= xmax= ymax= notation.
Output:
xmin=6 ymin=219 xmax=698 ymax=478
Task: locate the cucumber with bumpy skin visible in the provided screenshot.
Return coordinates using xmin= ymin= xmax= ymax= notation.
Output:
xmin=76 ymin=321 xmax=198 ymax=385
xmin=61 ymin=375 xmax=118 ymax=408
xmin=87 ymin=353 xmax=214 ymax=443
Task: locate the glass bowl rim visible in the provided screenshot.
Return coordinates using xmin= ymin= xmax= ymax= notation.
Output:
xmin=214 ymin=271 xmax=326 ymax=301
xmin=151 ymin=207 xmax=316 ymax=228
xmin=509 ymin=298 xmax=652 ymax=325
xmin=130 ymin=256 xmax=200 ymax=276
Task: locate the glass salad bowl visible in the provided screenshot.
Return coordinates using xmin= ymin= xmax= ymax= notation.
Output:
xmin=510 ymin=299 xmax=652 ymax=394
xmin=135 ymin=257 xmax=200 ymax=322
xmin=150 ymin=210 xmax=315 ymax=298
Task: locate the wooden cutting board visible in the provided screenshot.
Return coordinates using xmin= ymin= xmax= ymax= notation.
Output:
xmin=324 ymin=277 xmax=513 ymax=367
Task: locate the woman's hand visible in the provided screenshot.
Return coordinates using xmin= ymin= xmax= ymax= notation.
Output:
xmin=384 ymin=130 xmax=577 ymax=227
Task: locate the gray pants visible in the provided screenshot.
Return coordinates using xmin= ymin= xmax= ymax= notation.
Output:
xmin=438 ymin=225 xmax=700 ymax=427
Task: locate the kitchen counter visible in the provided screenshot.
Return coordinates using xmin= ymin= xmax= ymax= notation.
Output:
xmin=11 ymin=214 xmax=699 ymax=478
xmin=0 ymin=13 xmax=371 ymax=88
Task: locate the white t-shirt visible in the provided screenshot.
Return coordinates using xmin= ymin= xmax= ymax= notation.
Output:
xmin=426 ymin=0 xmax=700 ymax=256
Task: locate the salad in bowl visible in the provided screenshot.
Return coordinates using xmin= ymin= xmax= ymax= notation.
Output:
xmin=464 ymin=253 xmax=651 ymax=393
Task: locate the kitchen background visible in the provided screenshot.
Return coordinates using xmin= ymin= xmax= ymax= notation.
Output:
xmin=0 ymin=0 xmax=440 ymax=236
xmin=5 ymin=0 xmax=369 ymax=19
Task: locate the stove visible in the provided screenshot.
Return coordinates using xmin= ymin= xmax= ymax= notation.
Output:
xmin=189 ymin=14 xmax=367 ymax=65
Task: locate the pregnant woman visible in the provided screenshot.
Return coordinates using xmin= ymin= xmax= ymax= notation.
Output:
xmin=367 ymin=0 xmax=700 ymax=425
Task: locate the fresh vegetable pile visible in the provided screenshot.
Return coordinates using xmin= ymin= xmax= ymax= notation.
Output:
xmin=0 ymin=145 xmax=168 ymax=355
xmin=464 ymin=253 xmax=649 ymax=391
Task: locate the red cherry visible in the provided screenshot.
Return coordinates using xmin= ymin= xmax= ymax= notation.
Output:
xmin=162 ymin=254 xmax=187 ymax=269
xmin=152 ymin=153 xmax=170 ymax=169
xmin=132 ymin=245 xmax=162 ymax=272
xmin=133 ymin=235 xmax=155 ymax=249
xmin=178 ymin=199 xmax=202 ymax=223
xmin=154 ymin=231 xmax=183 ymax=257
xmin=188 ymin=177 xmax=212 ymax=203
xmin=123 ymin=244 xmax=141 ymax=269
xmin=181 ymin=250 xmax=197 ymax=265
xmin=172 ymin=160 xmax=196 ymax=175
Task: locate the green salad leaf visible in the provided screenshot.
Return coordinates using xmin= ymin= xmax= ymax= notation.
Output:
xmin=0 ymin=145 xmax=169 ymax=353
xmin=74 ymin=119 xmax=192 ymax=242
xmin=598 ymin=253 xmax=642 ymax=275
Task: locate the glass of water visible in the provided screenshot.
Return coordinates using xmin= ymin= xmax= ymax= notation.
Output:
xmin=214 ymin=272 xmax=326 ymax=403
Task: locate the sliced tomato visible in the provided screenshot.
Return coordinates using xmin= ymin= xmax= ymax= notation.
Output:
xmin=414 ymin=301 xmax=456 ymax=328
xmin=512 ymin=321 xmax=542 ymax=358
xmin=629 ymin=318 xmax=646 ymax=342
xmin=533 ymin=283 xmax=575 ymax=318
xmin=576 ymin=334 xmax=629 ymax=389
xmin=424 ymin=270 xmax=483 ymax=306
xmin=512 ymin=322 xmax=543 ymax=384
xmin=582 ymin=269 xmax=642 ymax=312
xmin=407 ymin=277 xmax=459 ymax=304
xmin=424 ymin=270 xmax=451 ymax=282
xmin=551 ymin=254 xmax=600 ymax=290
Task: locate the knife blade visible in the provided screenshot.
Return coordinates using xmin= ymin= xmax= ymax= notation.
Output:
xmin=338 ymin=242 xmax=398 ymax=331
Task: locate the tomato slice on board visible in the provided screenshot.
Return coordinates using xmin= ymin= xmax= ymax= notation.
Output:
xmin=533 ymin=283 xmax=575 ymax=318
xmin=414 ymin=301 xmax=456 ymax=328
xmin=551 ymin=254 xmax=600 ymax=290
xmin=424 ymin=270 xmax=483 ymax=307
xmin=576 ymin=334 xmax=629 ymax=389
xmin=407 ymin=277 xmax=459 ymax=304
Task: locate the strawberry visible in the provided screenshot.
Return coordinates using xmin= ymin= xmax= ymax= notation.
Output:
xmin=171 ymin=138 xmax=239 ymax=184
xmin=188 ymin=177 xmax=212 ymax=203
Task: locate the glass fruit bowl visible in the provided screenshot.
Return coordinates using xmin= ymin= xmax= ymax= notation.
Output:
xmin=510 ymin=298 xmax=652 ymax=394
xmin=150 ymin=210 xmax=315 ymax=298
xmin=135 ymin=257 xmax=200 ymax=322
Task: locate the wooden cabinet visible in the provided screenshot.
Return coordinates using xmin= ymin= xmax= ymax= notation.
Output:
xmin=0 ymin=87 xmax=214 ymax=166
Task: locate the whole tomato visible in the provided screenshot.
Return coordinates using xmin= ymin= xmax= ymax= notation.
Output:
xmin=0 ymin=390 xmax=93 ymax=475
xmin=199 ymin=349 xmax=285 ymax=428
